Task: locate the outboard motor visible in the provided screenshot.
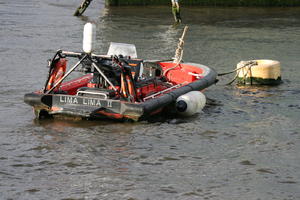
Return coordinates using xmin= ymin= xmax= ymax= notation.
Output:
xmin=176 ymin=91 xmax=206 ymax=116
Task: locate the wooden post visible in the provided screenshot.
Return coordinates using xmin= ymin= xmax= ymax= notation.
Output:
xmin=171 ymin=0 xmax=181 ymax=23
xmin=74 ymin=0 xmax=93 ymax=16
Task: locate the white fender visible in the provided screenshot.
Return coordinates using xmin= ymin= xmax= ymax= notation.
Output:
xmin=176 ymin=91 xmax=206 ymax=116
xmin=83 ymin=22 xmax=96 ymax=54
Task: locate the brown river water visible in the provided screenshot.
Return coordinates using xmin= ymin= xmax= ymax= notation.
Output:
xmin=0 ymin=1 xmax=300 ymax=199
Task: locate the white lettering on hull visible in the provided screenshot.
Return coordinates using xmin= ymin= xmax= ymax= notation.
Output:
xmin=60 ymin=96 xmax=79 ymax=104
xmin=83 ymin=98 xmax=102 ymax=107
xmin=59 ymin=96 xmax=113 ymax=108
xmin=107 ymin=101 xmax=112 ymax=108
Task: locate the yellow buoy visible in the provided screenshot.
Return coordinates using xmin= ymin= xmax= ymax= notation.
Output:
xmin=236 ymin=59 xmax=282 ymax=85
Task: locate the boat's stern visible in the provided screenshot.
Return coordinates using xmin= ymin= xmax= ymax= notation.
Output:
xmin=24 ymin=92 xmax=144 ymax=121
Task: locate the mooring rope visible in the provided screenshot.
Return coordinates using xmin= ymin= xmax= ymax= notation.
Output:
xmin=217 ymin=60 xmax=258 ymax=85
xmin=163 ymin=26 xmax=188 ymax=76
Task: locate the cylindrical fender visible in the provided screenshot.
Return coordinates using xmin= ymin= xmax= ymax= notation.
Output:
xmin=176 ymin=91 xmax=206 ymax=116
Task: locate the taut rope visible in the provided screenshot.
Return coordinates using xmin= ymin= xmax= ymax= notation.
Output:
xmin=163 ymin=26 xmax=188 ymax=76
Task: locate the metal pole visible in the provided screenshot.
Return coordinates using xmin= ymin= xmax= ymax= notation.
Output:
xmin=46 ymin=54 xmax=88 ymax=94
xmin=91 ymin=62 xmax=118 ymax=92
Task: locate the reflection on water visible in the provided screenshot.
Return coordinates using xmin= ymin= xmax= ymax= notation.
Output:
xmin=1 ymin=1 xmax=300 ymax=199
xmin=34 ymin=117 xmax=135 ymax=134
xmin=235 ymin=85 xmax=282 ymax=98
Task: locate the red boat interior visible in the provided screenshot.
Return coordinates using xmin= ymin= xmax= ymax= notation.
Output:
xmin=159 ymin=62 xmax=205 ymax=85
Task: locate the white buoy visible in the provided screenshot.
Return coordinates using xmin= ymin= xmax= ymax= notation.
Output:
xmin=176 ymin=91 xmax=206 ymax=116
xmin=237 ymin=59 xmax=281 ymax=85
xmin=83 ymin=22 xmax=96 ymax=54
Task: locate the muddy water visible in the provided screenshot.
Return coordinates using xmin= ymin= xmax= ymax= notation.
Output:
xmin=0 ymin=1 xmax=300 ymax=199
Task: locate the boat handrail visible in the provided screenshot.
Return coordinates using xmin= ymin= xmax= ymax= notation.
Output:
xmin=61 ymin=50 xmax=113 ymax=59
xmin=143 ymin=81 xmax=187 ymax=101
xmin=76 ymin=90 xmax=108 ymax=99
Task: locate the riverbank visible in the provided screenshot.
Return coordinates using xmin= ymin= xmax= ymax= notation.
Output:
xmin=105 ymin=0 xmax=300 ymax=6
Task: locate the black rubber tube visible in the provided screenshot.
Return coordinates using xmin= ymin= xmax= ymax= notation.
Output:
xmin=142 ymin=68 xmax=217 ymax=114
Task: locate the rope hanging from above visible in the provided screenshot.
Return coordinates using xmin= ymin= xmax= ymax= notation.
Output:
xmin=163 ymin=26 xmax=188 ymax=76
xmin=174 ymin=25 xmax=188 ymax=64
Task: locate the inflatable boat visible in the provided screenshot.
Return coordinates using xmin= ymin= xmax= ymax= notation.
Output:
xmin=24 ymin=24 xmax=217 ymax=121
